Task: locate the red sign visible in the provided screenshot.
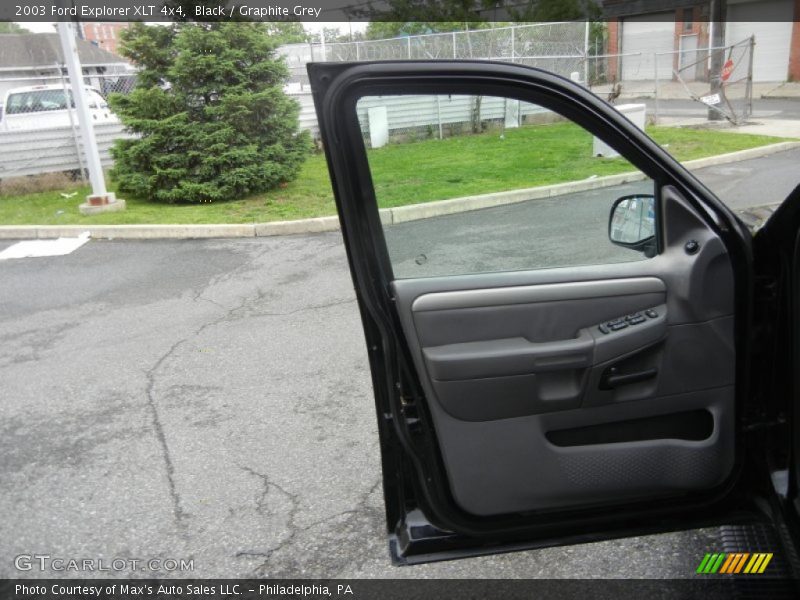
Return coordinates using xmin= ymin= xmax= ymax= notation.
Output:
xmin=721 ymin=59 xmax=735 ymax=82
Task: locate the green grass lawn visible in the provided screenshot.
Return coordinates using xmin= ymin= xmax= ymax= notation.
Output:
xmin=0 ymin=123 xmax=789 ymax=226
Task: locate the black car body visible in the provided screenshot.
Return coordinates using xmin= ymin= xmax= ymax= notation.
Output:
xmin=308 ymin=60 xmax=800 ymax=578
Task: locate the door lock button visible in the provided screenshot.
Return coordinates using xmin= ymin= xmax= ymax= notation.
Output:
xmin=644 ymin=309 xmax=658 ymax=318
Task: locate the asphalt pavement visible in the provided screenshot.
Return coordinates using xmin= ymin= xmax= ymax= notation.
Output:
xmin=385 ymin=148 xmax=800 ymax=278
xmin=2 ymin=148 xmax=799 ymax=579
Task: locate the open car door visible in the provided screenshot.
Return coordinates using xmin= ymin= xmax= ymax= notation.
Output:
xmin=308 ymin=61 xmax=776 ymax=566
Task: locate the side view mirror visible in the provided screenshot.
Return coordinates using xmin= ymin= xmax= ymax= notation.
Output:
xmin=608 ymin=194 xmax=657 ymax=257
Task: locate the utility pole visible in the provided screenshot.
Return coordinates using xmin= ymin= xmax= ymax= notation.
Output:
xmin=708 ymin=0 xmax=726 ymax=121
xmin=56 ymin=20 xmax=125 ymax=214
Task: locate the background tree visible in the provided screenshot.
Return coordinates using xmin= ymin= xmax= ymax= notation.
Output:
xmin=355 ymin=0 xmax=496 ymax=22
xmin=110 ymin=22 xmax=311 ymax=204
xmin=365 ymin=21 xmax=492 ymax=40
xmin=310 ymin=26 xmax=364 ymax=43
xmin=0 ymin=22 xmax=31 ymax=34
xmin=359 ymin=0 xmax=601 ymax=26
xmin=508 ymin=0 xmax=600 ymax=21
xmin=263 ymin=22 xmax=309 ymax=44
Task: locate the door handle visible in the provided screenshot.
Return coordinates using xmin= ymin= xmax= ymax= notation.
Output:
xmin=599 ymin=366 xmax=658 ymax=390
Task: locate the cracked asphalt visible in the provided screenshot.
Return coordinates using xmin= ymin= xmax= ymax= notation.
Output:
xmin=0 ymin=235 xmax=718 ymax=579
xmin=1 ymin=150 xmax=799 ymax=579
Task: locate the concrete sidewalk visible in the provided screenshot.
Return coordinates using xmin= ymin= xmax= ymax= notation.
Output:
xmin=656 ymin=118 xmax=800 ymax=138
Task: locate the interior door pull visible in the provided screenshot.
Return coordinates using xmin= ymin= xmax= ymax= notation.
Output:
xmin=600 ymin=367 xmax=658 ymax=390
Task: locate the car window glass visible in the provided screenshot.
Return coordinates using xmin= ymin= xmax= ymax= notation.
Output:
xmin=6 ymin=90 xmax=71 ymax=114
xmin=356 ymin=94 xmax=657 ymax=279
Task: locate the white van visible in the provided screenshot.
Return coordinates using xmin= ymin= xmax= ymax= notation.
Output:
xmin=0 ymin=85 xmax=119 ymax=132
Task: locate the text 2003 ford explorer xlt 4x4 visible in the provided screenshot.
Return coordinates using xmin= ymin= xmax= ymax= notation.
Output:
xmin=308 ymin=61 xmax=800 ymax=580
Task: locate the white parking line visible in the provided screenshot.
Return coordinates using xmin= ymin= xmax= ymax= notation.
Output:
xmin=0 ymin=231 xmax=90 ymax=260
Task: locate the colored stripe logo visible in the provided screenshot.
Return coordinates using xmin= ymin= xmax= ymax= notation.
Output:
xmin=696 ymin=552 xmax=773 ymax=574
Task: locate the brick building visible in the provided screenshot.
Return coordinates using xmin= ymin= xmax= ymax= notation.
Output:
xmin=78 ymin=22 xmax=131 ymax=56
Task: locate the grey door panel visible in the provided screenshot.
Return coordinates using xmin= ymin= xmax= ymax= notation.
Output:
xmin=436 ymin=387 xmax=733 ymax=516
xmin=421 ymin=307 xmax=672 ymax=421
xmin=389 ymin=187 xmax=736 ymax=515
xmin=432 ymin=371 xmax=588 ymax=422
xmin=585 ymin=316 xmax=734 ymax=407
xmin=412 ymin=293 xmax=666 ymax=347
xmin=423 ymin=330 xmax=595 ymax=381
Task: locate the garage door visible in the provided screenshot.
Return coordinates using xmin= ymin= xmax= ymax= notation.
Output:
xmin=621 ymin=14 xmax=675 ymax=81
xmin=726 ymin=0 xmax=793 ymax=82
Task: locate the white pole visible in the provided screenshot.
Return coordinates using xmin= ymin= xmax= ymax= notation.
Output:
xmin=654 ymin=52 xmax=660 ymax=125
xmin=57 ymin=62 xmax=87 ymax=183
xmin=708 ymin=20 xmax=714 ymax=72
xmin=584 ymin=21 xmax=589 ymax=85
xmin=511 ymin=25 xmax=515 ymax=63
xmin=435 ymin=95 xmax=443 ymax=140
xmin=57 ymin=21 xmax=107 ymax=198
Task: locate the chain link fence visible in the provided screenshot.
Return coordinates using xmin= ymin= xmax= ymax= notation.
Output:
xmin=585 ymin=37 xmax=754 ymax=125
xmin=671 ymin=37 xmax=754 ymax=124
xmin=281 ymin=25 xmax=754 ymax=137
xmin=280 ymin=22 xmax=590 ymax=90
xmin=280 ymin=22 xmax=590 ymax=143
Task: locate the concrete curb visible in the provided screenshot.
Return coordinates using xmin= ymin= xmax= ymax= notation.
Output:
xmin=759 ymin=83 xmax=800 ymax=100
xmin=1 ymin=141 xmax=798 ymax=241
xmin=678 ymin=141 xmax=800 ymax=169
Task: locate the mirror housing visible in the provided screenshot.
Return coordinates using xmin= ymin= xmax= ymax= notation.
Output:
xmin=608 ymin=194 xmax=657 ymax=257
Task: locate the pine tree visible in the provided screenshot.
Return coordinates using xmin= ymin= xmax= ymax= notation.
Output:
xmin=109 ymin=22 xmax=311 ymax=204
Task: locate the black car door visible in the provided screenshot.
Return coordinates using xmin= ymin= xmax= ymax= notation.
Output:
xmin=309 ymin=60 xmax=762 ymax=565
